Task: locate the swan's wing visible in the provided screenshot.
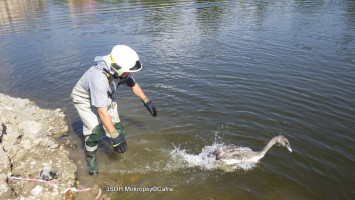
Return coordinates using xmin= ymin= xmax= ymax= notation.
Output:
xmin=215 ymin=146 xmax=253 ymax=160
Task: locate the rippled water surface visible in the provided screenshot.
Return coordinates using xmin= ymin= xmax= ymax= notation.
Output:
xmin=1 ymin=0 xmax=354 ymax=199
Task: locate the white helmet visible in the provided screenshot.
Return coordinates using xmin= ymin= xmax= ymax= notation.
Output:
xmin=106 ymin=45 xmax=142 ymax=76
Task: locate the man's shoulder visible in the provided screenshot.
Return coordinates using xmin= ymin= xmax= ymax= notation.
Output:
xmin=83 ymin=66 xmax=108 ymax=87
xmin=87 ymin=66 xmax=107 ymax=79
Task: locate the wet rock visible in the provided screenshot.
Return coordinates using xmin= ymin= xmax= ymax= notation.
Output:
xmin=76 ymin=160 xmax=82 ymax=165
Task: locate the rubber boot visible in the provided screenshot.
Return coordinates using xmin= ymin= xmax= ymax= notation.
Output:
xmin=85 ymin=150 xmax=98 ymax=175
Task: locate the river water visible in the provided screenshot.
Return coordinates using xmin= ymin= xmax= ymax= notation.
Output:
xmin=0 ymin=0 xmax=354 ymax=199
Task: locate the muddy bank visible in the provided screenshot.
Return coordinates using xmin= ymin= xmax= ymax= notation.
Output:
xmin=0 ymin=93 xmax=77 ymax=199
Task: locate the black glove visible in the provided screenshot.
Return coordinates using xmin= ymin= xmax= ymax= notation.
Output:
xmin=142 ymin=98 xmax=157 ymax=117
xmin=111 ymin=133 xmax=126 ymax=153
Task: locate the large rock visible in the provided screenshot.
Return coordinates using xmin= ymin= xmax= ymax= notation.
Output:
xmin=0 ymin=93 xmax=76 ymax=200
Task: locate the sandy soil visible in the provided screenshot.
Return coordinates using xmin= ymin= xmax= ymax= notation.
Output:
xmin=0 ymin=93 xmax=77 ymax=199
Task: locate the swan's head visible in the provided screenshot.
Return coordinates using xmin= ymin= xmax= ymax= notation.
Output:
xmin=276 ymin=135 xmax=292 ymax=152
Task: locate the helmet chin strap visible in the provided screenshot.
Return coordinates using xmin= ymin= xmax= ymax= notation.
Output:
xmin=103 ymin=68 xmax=125 ymax=89
xmin=103 ymin=68 xmax=119 ymax=79
xmin=96 ymin=55 xmax=124 ymax=80
xmin=99 ymin=56 xmax=119 ymax=79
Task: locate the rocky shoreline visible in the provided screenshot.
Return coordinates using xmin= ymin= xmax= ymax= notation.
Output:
xmin=0 ymin=93 xmax=77 ymax=199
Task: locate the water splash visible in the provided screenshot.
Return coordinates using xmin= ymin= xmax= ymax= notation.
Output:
xmin=103 ymin=142 xmax=257 ymax=175
xmin=169 ymin=143 xmax=223 ymax=170
xmin=169 ymin=142 xmax=257 ymax=172
xmin=105 ymin=130 xmax=257 ymax=175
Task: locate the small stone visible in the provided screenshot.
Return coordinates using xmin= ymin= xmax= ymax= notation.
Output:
xmin=31 ymin=185 xmax=43 ymax=196
xmin=40 ymin=168 xmax=58 ymax=181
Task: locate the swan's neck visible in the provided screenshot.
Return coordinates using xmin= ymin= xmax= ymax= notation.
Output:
xmin=256 ymin=137 xmax=277 ymax=158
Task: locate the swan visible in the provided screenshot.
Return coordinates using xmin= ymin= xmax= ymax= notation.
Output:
xmin=211 ymin=135 xmax=292 ymax=165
